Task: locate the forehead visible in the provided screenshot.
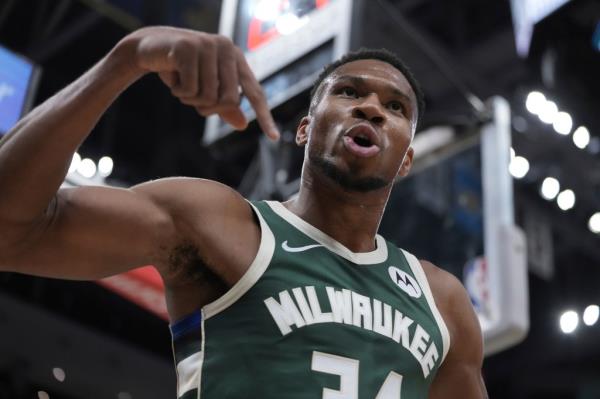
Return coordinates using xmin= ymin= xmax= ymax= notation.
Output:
xmin=327 ymin=59 xmax=416 ymax=101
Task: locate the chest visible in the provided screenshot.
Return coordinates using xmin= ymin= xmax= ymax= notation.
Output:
xmin=210 ymin=250 xmax=443 ymax=374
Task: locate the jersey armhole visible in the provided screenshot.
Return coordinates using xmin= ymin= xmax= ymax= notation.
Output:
xmin=201 ymin=201 xmax=275 ymax=320
xmin=401 ymin=249 xmax=451 ymax=364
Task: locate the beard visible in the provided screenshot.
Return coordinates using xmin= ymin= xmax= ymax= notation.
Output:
xmin=309 ymin=153 xmax=390 ymax=193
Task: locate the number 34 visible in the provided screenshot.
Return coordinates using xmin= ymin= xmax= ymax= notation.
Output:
xmin=311 ymin=351 xmax=403 ymax=399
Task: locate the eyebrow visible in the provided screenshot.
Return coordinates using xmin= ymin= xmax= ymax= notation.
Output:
xmin=331 ymin=75 xmax=414 ymax=106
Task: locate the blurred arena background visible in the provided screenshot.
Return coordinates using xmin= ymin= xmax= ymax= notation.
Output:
xmin=0 ymin=0 xmax=599 ymax=398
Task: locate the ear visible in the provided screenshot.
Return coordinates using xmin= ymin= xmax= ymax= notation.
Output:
xmin=296 ymin=116 xmax=311 ymax=146
xmin=397 ymin=146 xmax=414 ymax=178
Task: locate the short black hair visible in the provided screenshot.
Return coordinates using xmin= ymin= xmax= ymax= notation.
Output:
xmin=309 ymin=48 xmax=425 ymax=129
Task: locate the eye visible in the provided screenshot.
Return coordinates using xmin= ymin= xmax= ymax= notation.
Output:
xmin=340 ymin=87 xmax=358 ymax=98
xmin=387 ymin=101 xmax=405 ymax=114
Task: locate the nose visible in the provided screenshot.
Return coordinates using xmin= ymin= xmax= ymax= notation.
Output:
xmin=352 ymin=94 xmax=385 ymax=125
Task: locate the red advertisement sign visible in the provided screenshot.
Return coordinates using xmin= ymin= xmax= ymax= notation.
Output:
xmin=97 ymin=266 xmax=168 ymax=321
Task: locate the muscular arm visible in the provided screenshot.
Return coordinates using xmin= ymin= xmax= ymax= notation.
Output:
xmin=0 ymin=27 xmax=274 ymax=282
xmin=422 ymin=261 xmax=488 ymax=399
xmin=0 ymin=177 xmax=257 ymax=279
xmin=0 ymin=39 xmax=140 ymax=231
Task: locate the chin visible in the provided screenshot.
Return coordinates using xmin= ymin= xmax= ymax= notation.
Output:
xmin=309 ymin=153 xmax=390 ymax=193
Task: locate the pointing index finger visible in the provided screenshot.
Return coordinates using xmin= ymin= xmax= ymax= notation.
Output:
xmin=236 ymin=51 xmax=280 ymax=141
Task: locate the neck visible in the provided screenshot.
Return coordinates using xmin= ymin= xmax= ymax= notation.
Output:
xmin=284 ymin=163 xmax=392 ymax=253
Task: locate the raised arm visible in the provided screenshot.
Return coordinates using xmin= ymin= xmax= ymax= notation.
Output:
xmin=0 ymin=27 xmax=276 ymax=280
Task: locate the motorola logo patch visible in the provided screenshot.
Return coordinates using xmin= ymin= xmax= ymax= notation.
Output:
xmin=388 ymin=266 xmax=422 ymax=299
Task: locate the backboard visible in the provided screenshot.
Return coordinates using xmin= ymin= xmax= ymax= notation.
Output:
xmin=380 ymin=97 xmax=529 ymax=355
xmin=204 ymin=0 xmax=353 ymax=144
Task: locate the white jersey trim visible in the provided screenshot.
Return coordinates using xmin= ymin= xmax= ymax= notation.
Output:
xmin=197 ymin=313 xmax=206 ymax=398
xmin=176 ymin=351 xmax=202 ymax=396
xmin=172 ymin=319 xmax=205 ymax=399
xmin=267 ymin=201 xmax=388 ymax=265
xmin=401 ymin=249 xmax=451 ymax=363
xmin=202 ymin=202 xmax=276 ymax=320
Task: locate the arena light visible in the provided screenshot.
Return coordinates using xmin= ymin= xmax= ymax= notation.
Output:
xmin=583 ymin=305 xmax=599 ymax=326
xmin=552 ymin=111 xmax=573 ymax=135
xmin=68 ymin=152 xmax=81 ymax=174
xmin=510 ymin=147 xmax=516 ymax=160
xmin=538 ymin=100 xmax=558 ymax=124
xmin=556 ymin=189 xmax=575 ymax=211
xmin=589 ymin=212 xmax=600 ymax=234
xmin=52 ymin=367 xmax=66 ymax=382
xmin=573 ymin=126 xmax=590 ymax=149
xmin=559 ymin=310 xmax=579 ymax=334
xmin=525 ymin=91 xmax=546 ymax=115
xmin=540 ymin=177 xmax=560 ymax=200
xmin=37 ymin=392 xmax=50 ymax=399
xmin=509 ymin=155 xmax=530 ymax=179
xmin=253 ymin=0 xmax=280 ymax=21
xmin=98 ymin=156 xmax=114 ymax=177
xmin=77 ymin=158 xmax=97 ymax=178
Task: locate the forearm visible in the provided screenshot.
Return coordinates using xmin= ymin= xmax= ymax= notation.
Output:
xmin=0 ymin=36 xmax=144 ymax=225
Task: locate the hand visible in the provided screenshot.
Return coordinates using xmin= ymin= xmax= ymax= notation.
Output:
xmin=127 ymin=26 xmax=279 ymax=140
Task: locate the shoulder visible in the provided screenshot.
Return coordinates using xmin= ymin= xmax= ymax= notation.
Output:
xmin=132 ymin=177 xmax=260 ymax=278
xmin=418 ymin=259 xmax=478 ymax=335
xmin=419 ymin=260 xmax=488 ymax=396
xmin=132 ymin=177 xmax=250 ymax=215
xmin=419 ymin=259 xmax=483 ymax=366
xmin=131 ymin=177 xmax=257 ymax=236
xmin=418 ymin=259 xmax=466 ymax=312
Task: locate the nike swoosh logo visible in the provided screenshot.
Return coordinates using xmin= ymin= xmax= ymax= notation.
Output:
xmin=281 ymin=241 xmax=324 ymax=253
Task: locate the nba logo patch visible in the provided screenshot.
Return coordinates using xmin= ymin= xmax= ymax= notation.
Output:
xmin=388 ymin=266 xmax=422 ymax=298
xmin=463 ymin=257 xmax=491 ymax=317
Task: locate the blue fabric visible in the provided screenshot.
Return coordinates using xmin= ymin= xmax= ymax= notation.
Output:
xmin=169 ymin=310 xmax=202 ymax=339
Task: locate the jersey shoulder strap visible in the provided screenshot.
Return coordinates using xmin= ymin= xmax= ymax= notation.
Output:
xmin=396 ymin=247 xmax=451 ymax=363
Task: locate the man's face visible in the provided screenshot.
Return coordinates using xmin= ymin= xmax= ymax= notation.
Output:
xmin=297 ymin=59 xmax=417 ymax=192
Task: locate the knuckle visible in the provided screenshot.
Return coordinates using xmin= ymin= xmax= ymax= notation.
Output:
xmin=201 ymin=91 xmax=218 ymax=106
xmin=173 ymin=38 xmax=194 ymax=56
xmin=216 ymin=35 xmax=233 ymax=48
xmin=169 ymin=43 xmax=194 ymax=67
xmin=174 ymin=83 xmax=197 ymax=98
xmin=220 ymin=92 xmax=240 ymax=108
xmin=247 ymin=87 xmax=266 ymax=104
xmin=201 ymin=36 xmax=218 ymax=53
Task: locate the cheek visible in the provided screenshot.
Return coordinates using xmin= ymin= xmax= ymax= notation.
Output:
xmin=309 ymin=107 xmax=345 ymax=147
xmin=305 ymin=120 xmax=328 ymax=158
xmin=384 ymin=150 xmax=407 ymax=174
xmin=389 ymin=126 xmax=412 ymax=150
xmin=387 ymin=130 xmax=412 ymax=165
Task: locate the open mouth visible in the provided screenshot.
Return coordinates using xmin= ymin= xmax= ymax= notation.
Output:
xmin=344 ymin=123 xmax=380 ymax=148
xmin=342 ymin=124 xmax=381 ymax=158
xmin=353 ymin=135 xmax=373 ymax=147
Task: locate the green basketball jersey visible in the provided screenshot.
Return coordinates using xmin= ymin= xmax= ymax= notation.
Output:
xmin=170 ymin=201 xmax=450 ymax=399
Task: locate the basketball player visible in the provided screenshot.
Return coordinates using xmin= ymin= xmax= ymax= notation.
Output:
xmin=0 ymin=27 xmax=487 ymax=398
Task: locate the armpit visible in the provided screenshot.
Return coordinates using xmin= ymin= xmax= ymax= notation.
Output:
xmin=167 ymin=241 xmax=228 ymax=289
